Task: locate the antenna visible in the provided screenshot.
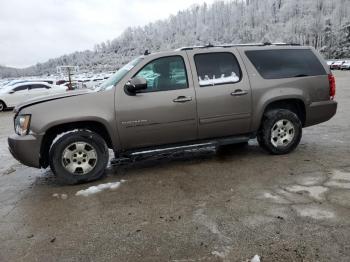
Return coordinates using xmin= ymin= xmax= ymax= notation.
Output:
xmin=144 ymin=50 xmax=150 ymax=55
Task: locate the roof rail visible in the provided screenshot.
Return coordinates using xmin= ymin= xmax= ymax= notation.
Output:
xmin=176 ymin=42 xmax=301 ymax=51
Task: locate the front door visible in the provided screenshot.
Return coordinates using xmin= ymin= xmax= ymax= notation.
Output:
xmin=6 ymin=85 xmax=29 ymax=107
xmin=187 ymin=49 xmax=252 ymax=139
xmin=116 ymin=54 xmax=197 ymax=150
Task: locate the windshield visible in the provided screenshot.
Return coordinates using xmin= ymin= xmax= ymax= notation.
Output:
xmin=97 ymin=57 xmax=143 ymax=91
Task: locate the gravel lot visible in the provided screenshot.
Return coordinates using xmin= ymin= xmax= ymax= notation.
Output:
xmin=0 ymin=71 xmax=350 ymax=262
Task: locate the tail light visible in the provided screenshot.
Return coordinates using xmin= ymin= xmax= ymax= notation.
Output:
xmin=328 ymin=73 xmax=336 ymax=100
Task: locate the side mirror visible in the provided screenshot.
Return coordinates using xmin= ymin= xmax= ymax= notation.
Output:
xmin=124 ymin=77 xmax=147 ymax=95
xmin=8 ymin=90 xmax=15 ymax=94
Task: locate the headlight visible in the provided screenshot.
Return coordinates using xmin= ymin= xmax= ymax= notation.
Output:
xmin=14 ymin=114 xmax=31 ymax=136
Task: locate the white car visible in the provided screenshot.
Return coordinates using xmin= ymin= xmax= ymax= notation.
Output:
xmin=330 ymin=60 xmax=345 ymax=70
xmin=0 ymin=82 xmax=67 ymax=111
xmin=340 ymin=61 xmax=350 ymax=70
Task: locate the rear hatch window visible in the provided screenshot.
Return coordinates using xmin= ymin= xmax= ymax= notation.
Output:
xmin=245 ymin=49 xmax=326 ymax=79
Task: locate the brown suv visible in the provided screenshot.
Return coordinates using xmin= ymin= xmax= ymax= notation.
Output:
xmin=8 ymin=43 xmax=337 ymax=184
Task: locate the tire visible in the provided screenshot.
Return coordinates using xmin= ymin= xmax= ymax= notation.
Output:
xmin=257 ymin=109 xmax=302 ymax=155
xmin=256 ymin=131 xmax=268 ymax=151
xmin=49 ymin=130 xmax=109 ymax=185
xmin=0 ymin=101 xmax=6 ymax=112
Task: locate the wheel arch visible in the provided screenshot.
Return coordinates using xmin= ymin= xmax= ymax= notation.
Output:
xmin=0 ymin=99 xmax=7 ymax=110
xmin=257 ymin=98 xmax=306 ymax=130
xmin=39 ymin=121 xmax=113 ymax=168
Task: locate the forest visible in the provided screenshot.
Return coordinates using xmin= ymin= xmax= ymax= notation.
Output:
xmin=1 ymin=0 xmax=349 ymax=77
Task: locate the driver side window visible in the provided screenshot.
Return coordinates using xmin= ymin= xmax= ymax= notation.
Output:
xmin=135 ymin=56 xmax=188 ymax=92
xmin=13 ymin=86 xmax=28 ymax=92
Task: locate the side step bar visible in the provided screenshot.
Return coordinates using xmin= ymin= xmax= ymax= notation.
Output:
xmin=110 ymin=135 xmax=251 ymax=166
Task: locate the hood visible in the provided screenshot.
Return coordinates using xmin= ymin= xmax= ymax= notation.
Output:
xmin=15 ymin=89 xmax=94 ymax=113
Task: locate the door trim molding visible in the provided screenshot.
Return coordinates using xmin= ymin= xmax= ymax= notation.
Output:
xmin=200 ymin=113 xmax=251 ymax=124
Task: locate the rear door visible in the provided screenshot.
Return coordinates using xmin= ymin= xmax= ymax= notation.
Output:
xmin=187 ymin=49 xmax=252 ymax=139
xmin=115 ymin=53 xmax=198 ymax=150
xmin=28 ymin=84 xmax=51 ymax=99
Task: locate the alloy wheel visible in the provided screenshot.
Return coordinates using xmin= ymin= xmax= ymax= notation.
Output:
xmin=271 ymin=119 xmax=295 ymax=147
xmin=61 ymin=142 xmax=98 ymax=175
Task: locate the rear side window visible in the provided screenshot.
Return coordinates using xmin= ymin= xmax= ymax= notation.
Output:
xmin=29 ymin=84 xmax=49 ymax=90
xmin=194 ymin=52 xmax=241 ymax=87
xmin=245 ymin=49 xmax=326 ymax=79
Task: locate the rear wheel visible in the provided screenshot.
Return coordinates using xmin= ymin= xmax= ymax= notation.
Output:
xmin=49 ymin=130 xmax=109 ymax=184
xmin=257 ymin=109 xmax=302 ymax=155
xmin=0 ymin=101 xmax=6 ymax=112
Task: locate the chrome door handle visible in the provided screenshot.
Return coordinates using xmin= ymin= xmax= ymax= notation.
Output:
xmin=173 ymin=96 xmax=192 ymax=103
xmin=231 ymin=89 xmax=248 ymax=96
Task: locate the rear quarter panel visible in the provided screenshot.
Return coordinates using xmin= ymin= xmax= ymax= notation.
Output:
xmin=237 ymin=46 xmax=331 ymax=131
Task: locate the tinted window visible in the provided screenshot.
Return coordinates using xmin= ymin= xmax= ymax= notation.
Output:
xmin=245 ymin=49 xmax=326 ymax=79
xmin=29 ymin=84 xmax=49 ymax=90
xmin=136 ymin=56 xmax=188 ymax=92
xmin=13 ymin=86 xmax=28 ymax=92
xmin=194 ymin=52 xmax=241 ymax=87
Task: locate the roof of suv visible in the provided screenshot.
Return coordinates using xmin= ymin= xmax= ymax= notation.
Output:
xmin=141 ymin=42 xmax=310 ymax=60
xmin=175 ymin=42 xmax=301 ymax=51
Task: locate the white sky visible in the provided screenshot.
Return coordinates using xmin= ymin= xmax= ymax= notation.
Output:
xmin=0 ymin=0 xmax=215 ymax=68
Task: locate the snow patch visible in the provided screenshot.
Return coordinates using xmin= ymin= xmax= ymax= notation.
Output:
xmin=76 ymin=180 xmax=126 ymax=197
xmin=293 ymin=205 xmax=335 ymax=220
xmin=50 ymin=129 xmax=80 ymax=150
xmin=263 ymin=192 xmax=280 ymax=201
xmin=295 ymin=173 xmax=325 ymax=186
xmin=262 ymin=192 xmax=290 ymax=204
xmin=331 ymin=170 xmax=350 ymax=182
xmin=251 ymin=255 xmax=261 ymax=262
xmin=199 ymin=73 xmax=239 ymax=86
xmin=274 ymin=188 xmax=311 ymax=203
xmin=211 ymin=251 xmax=225 ymax=258
xmin=52 ymin=193 xmax=68 ymax=200
xmin=324 ymin=180 xmax=350 ymax=189
xmin=286 ymin=185 xmax=328 ymax=201
xmin=211 ymin=246 xmax=232 ymax=260
xmin=324 ymin=170 xmax=350 ymax=189
xmin=61 ymin=194 xmax=68 ymax=200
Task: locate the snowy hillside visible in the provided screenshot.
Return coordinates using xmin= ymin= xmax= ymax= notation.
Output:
xmin=1 ymin=0 xmax=349 ymax=78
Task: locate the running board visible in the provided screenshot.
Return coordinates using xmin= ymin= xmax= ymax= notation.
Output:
xmin=110 ymin=135 xmax=250 ymax=166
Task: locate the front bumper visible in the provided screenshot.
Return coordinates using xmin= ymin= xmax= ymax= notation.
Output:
xmin=8 ymin=134 xmax=43 ymax=168
xmin=304 ymin=100 xmax=338 ymax=127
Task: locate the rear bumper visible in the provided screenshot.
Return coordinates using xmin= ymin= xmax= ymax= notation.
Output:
xmin=8 ymin=134 xmax=43 ymax=168
xmin=304 ymin=100 xmax=337 ymax=127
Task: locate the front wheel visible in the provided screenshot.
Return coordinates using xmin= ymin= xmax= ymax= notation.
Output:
xmin=0 ymin=101 xmax=6 ymax=112
xmin=49 ymin=130 xmax=109 ymax=184
xmin=257 ymin=109 xmax=302 ymax=155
